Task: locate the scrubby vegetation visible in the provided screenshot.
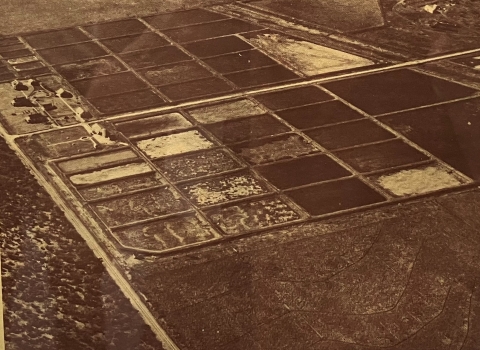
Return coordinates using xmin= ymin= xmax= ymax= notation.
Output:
xmin=0 ymin=138 xmax=164 ymax=350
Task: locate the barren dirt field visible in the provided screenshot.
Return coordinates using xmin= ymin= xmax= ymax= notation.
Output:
xmin=0 ymin=0 xmax=234 ymax=35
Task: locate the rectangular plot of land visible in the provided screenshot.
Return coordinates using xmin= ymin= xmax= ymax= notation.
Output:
xmin=256 ymin=154 xmax=351 ymax=189
xmin=138 ymin=61 xmax=212 ymax=86
xmin=136 ymin=129 xmax=215 ymax=159
xmin=92 ymin=186 xmax=190 ymax=227
xmin=37 ymin=42 xmax=108 ymax=65
xmin=0 ymin=49 xmax=31 ymax=59
xmin=183 ymin=36 xmax=254 ymax=58
xmin=226 ymin=65 xmax=298 ymax=88
xmin=69 ymin=162 xmax=153 ymax=186
xmin=55 ymin=56 xmax=127 ymax=80
xmin=70 ymin=72 xmax=147 ymax=98
xmin=115 ymin=112 xmax=192 ymax=138
xmin=16 ymin=67 xmax=51 ymax=78
xmin=83 ymin=19 xmax=147 ymax=39
xmin=39 ymin=126 xmax=90 ymax=144
xmin=378 ymin=99 xmax=480 ymax=181
xmin=11 ymin=61 xmax=45 ymax=71
xmin=33 ymin=126 xmax=94 ymax=157
xmin=46 ymin=138 xmax=95 ymax=157
xmin=145 ymin=9 xmax=228 ymax=30
xmin=7 ymin=56 xmax=38 ymax=65
xmin=162 ymin=19 xmax=263 ymax=43
xmin=286 ymin=178 xmax=386 ymax=216
xmin=206 ymin=196 xmax=303 ymax=235
xmin=0 ymin=71 xmax=14 ymax=82
xmin=368 ymin=164 xmax=468 ymax=198
xmin=155 ymin=148 xmax=243 ymax=182
xmin=120 ymin=46 xmax=191 ymax=69
xmin=89 ymin=89 xmax=166 ymax=114
xmin=57 ymin=149 xmax=138 ymax=173
xmin=158 ymin=77 xmax=234 ymax=101
xmin=241 ymin=32 xmax=373 ymax=76
xmin=0 ymin=65 xmax=10 ymax=75
xmin=23 ymin=28 xmax=90 ymax=49
xmin=101 ymin=32 xmax=170 ymax=53
xmin=179 ymin=171 xmax=270 ymax=206
xmin=0 ymin=44 xmax=25 ymax=53
xmin=78 ymin=172 xmax=164 ymax=200
xmin=275 ymin=101 xmax=364 ymax=129
xmin=334 ymin=139 xmax=430 ymax=173
xmin=205 ymin=114 xmax=290 ymax=144
xmin=0 ymin=37 xmax=21 ymax=47
xmin=203 ymin=49 xmax=277 ymax=74
xmin=188 ymin=99 xmax=264 ymax=124
xmin=231 ymin=133 xmax=319 ymax=165
xmin=322 ymin=69 xmax=478 ymax=116
xmin=305 ymin=119 xmax=396 ymax=150
xmin=17 ymin=126 xmax=94 ymax=158
xmin=254 ymin=86 xmax=333 ymax=111
xmin=112 ymin=213 xmax=220 ymax=251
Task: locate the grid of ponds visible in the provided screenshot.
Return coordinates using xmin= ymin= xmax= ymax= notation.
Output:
xmin=2 ymin=7 xmax=480 ymax=254
xmin=38 ymin=78 xmax=477 ymax=254
xmin=0 ymin=8 xmax=376 ymax=119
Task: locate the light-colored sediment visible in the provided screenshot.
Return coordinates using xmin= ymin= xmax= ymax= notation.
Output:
xmin=375 ymin=166 xmax=465 ymax=196
xmin=136 ymin=130 xmax=214 ymax=158
xmin=244 ymin=33 xmax=373 ymax=76
xmin=70 ymin=163 xmax=152 ymax=185
xmin=188 ymin=99 xmax=265 ymax=124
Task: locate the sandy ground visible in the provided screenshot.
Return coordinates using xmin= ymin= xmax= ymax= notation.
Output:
xmin=0 ymin=0 xmax=233 ymax=35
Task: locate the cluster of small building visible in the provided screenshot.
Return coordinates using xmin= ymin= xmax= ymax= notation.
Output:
xmin=9 ymin=79 xmax=86 ymax=124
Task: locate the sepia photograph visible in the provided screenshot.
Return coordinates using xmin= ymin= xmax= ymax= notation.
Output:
xmin=1 ymin=0 xmax=480 ymax=349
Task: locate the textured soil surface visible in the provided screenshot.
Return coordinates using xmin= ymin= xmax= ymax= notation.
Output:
xmin=2 ymin=1 xmax=480 ymax=349
xmin=130 ymin=193 xmax=480 ymax=350
xmin=353 ymin=0 xmax=480 ymax=57
xmin=0 ymin=0 xmax=233 ymax=35
xmin=0 ymin=138 xmax=164 ymax=350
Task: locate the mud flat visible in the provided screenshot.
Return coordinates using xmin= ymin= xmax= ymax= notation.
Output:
xmin=78 ymin=172 xmax=165 ymax=201
xmin=16 ymin=126 xmax=97 ymax=159
xmin=57 ymin=149 xmax=139 ymax=174
xmin=112 ymin=214 xmax=220 ymax=251
xmin=55 ymin=57 xmax=127 ymax=81
xmin=241 ymin=32 xmax=373 ymax=76
xmin=154 ymin=148 xmax=243 ymax=182
xmin=136 ymin=130 xmax=215 ymax=159
xmin=207 ymin=195 xmax=303 ymax=235
xmin=369 ymin=164 xmax=466 ymax=197
xmin=69 ymin=162 xmax=154 ymax=186
xmin=179 ymin=171 xmax=270 ymax=206
xmin=231 ymin=133 xmax=319 ymax=165
xmin=93 ymin=186 xmax=190 ymax=227
xmin=114 ymin=113 xmax=192 ymax=139
xmin=138 ymin=61 xmax=213 ymax=86
xmin=187 ymin=98 xmax=264 ymax=124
